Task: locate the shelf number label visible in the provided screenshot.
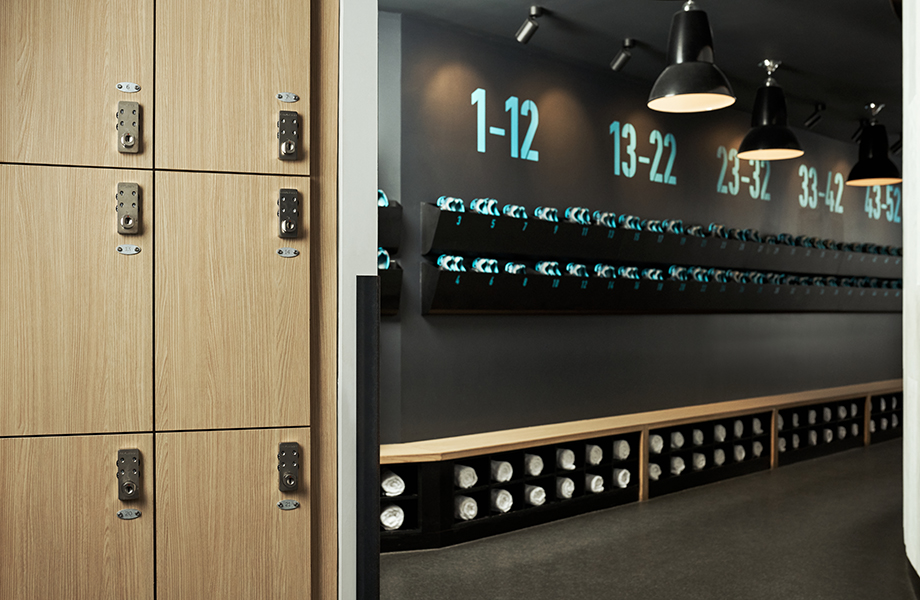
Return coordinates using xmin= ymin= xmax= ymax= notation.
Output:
xmin=609 ymin=121 xmax=677 ymax=186
xmin=864 ymin=185 xmax=901 ymax=222
xmin=471 ymin=88 xmax=539 ymax=162
xmin=715 ymin=146 xmax=771 ymax=200
xmin=798 ymin=165 xmax=844 ymax=213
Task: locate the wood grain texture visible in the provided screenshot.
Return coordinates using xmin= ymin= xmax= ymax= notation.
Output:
xmin=0 ymin=165 xmax=153 ymax=435
xmin=0 ymin=0 xmax=153 ymax=168
xmin=381 ymin=379 xmax=903 ymax=463
xmin=155 ymin=171 xmax=310 ymax=430
xmin=0 ymin=434 xmax=154 ymax=600
xmin=310 ymin=0 xmax=339 ymax=595
xmin=638 ymin=428 xmax=649 ymax=501
xmin=156 ymin=428 xmax=311 ymax=600
xmin=156 ymin=0 xmax=310 ymax=175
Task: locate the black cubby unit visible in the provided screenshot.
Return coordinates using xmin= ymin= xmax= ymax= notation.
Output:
xmin=420 ymin=203 xmax=903 ymax=279
xmin=870 ymin=392 xmax=904 ymax=443
xmin=776 ymin=399 xmax=866 ymax=466
xmin=648 ymin=413 xmax=772 ymax=499
xmin=378 ymin=201 xmax=403 ymax=252
xmin=380 ymin=265 xmax=402 ymax=316
xmin=420 ymin=263 xmax=901 ymax=315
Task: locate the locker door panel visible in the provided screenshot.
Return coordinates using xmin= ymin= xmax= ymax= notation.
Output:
xmin=156 ymin=428 xmax=311 ymax=600
xmin=0 ymin=0 xmax=154 ymax=168
xmin=0 ymin=165 xmax=153 ymax=436
xmin=0 ymin=434 xmax=154 ymax=600
xmin=155 ymin=172 xmax=310 ymax=430
xmin=156 ymin=0 xmax=311 ymax=175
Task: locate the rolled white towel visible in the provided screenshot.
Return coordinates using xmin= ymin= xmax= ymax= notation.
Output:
xmin=524 ymin=484 xmax=546 ymax=506
xmin=586 ymin=474 xmax=605 ymax=494
xmin=881 ymin=417 xmax=889 ymax=431
xmin=380 ymin=469 xmax=406 ymax=497
xmin=613 ymin=468 xmax=630 ymax=488
xmin=649 ymin=463 xmax=662 ymax=481
xmin=777 ymin=438 xmax=787 ymax=454
xmin=454 ymin=495 xmax=478 ymax=520
xmin=714 ymin=424 xmax=727 ymax=443
xmin=893 ymin=414 xmax=899 ymax=428
xmin=692 ymin=429 xmax=705 ymax=446
xmin=649 ymin=434 xmax=664 ymax=454
xmin=692 ymin=452 xmax=706 ymax=471
xmin=893 ymin=397 xmax=899 ymax=410
xmin=454 ymin=465 xmax=478 ymax=489
xmin=792 ymin=433 xmax=800 ymax=449
xmin=380 ymin=504 xmax=405 ymax=531
xmin=670 ymin=456 xmax=686 ymax=476
xmin=733 ymin=445 xmax=746 ymax=462
xmin=837 ymin=406 xmax=847 ymax=420
xmin=671 ymin=431 xmax=685 ymax=450
xmin=792 ymin=413 xmax=800 ymax=428
xmin=491 ymin=460 xmax=513 ymax=483
xmin=733 ymin=420 xmax=744 ymax=439
xmin=752 ymin=418 xmax=764 ymax=435
xmin=870 ymin=419 xmax=877 ymax=433
xmin=752 ymin=441 xmax=763 ymax=458
xmin=557 ymin=448 xmax=576 ymax=470
xmin=491 ymin=488 xmax=513 ymax=513
xmin=808 ymin=430 xmax=818 ymax=446
xmin=837 ymin=426 xmax=847 ymax=440
xmin=585 ymin=444 xmax=604 ymax=466
xmin=880 ymin=398 xmax=887 ymax=412
xmin=556 ymin=477 xmax=575 ymax=499
xmin=851 ymin=423 xmax=860 ymax=437
xmin=613 ymin=440 xmax=631 ymax=460
xmin=714 ymin=448 xmax=726 ymax=465
xmin=850 ymin=403 xmax=859 ymax=418
xmin=823 ymin=428 xmax=833 ymax=443
xmin=777 ymin=414 xmax=785 ymax=431
xmin=808 ymin=410 xmax=817 ymax=425
xmin=524 ymin=453 xmax=544 ymax=477
xmin=823 ymin=407 xmax=833 ymax=423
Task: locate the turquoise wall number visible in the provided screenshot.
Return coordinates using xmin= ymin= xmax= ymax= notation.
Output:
xmin=716 ymin=146 xmax=770 ymax=200
xmin=609 ymin=121 xmax=676 ymax=185
xmin=472 ymin=88 xmax=539 ymax=161
xmin=864 ymin=185 xmax=902 ymax=222
xmin=798 ymin=165 xmax=845 ymax=213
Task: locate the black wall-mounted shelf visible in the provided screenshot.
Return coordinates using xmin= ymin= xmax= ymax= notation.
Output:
xmin=420 ymin=203 xmax=902 ymax=279
xmin=379 ymin=202 xmax=403 ymax=252
xmin=380 ymin=266 xmax=402 ymax=316
xmin=421 ymin=263 xmax=901 ymax=315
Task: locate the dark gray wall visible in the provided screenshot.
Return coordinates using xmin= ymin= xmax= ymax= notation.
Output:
xmin=379 ymin=14 xmax=902 ymax=444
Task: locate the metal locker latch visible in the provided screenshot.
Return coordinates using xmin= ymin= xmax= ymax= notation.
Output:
xmin=277 ymin=189 xmax=300 ymax=238
xmin=277 ymin=442 xmax=301 ymax=492
xmin=116 ymin=101 xmax=141 ymax=154
xmin=116 ymin=183 xmax=141 ymax=235
xmin=116 ymin=449 xmax=142 ymax=501
xmin=277 ymin=111 xmax=300 ymax=161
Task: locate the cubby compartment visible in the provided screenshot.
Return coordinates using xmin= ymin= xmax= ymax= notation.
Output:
xmin=870 ymin=392 xmax=904 ymax=443
xmin=380 ymin=464 xmax=418 ymax=499
xmin=380 ymin=497 xmax=419 ymax=532
xmin=777 ymin=398 xmax=866 ymax=466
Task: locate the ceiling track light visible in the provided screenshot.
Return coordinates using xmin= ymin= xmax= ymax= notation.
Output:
xmin=845 ymin=103 xmax=902 ymax=187
xmin=610 ymin=38 xmax=636 ymax=72
xmin=803 ymin=103 xmax=826 ymax=129
xmin=737 ymin=60 xmax=804 ymax=161
xmin=891 ymin=136 xmax=902 ymax=156
xmin=515 ymin=5 xmax=544 ymax=44
xmin=647 ymin=0 xmax=735 ymax=113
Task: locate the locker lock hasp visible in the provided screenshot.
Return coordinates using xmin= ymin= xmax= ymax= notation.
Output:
xmin=117 ymin=449 xmax=142 ymax=501
xmin=277 ymin=189 xmax=300 ymax=238
xmin=116 ymin=183 xmax=142 ymax=235
xmin=277 ymin=442 xmax=301 ymax=492
xmin=277 ymin=111 xmax=300 ymax=161
xmin=116 ymin=101 xmax=141 ymax=154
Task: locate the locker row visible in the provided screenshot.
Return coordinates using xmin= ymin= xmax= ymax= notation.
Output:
xmin=0 ymin=164 xmax=310 ymax=436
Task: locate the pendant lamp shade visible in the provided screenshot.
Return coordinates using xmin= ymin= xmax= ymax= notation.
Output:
xmin=648 ymin=4 xmax=735 ymax=113
xmin=737 ymin=82 xmax=804 ymax=161
xmin=846 ymin=122 xmax=902 ymax=187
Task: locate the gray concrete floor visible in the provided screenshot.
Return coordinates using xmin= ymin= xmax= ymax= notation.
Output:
xmin=382 ymin=439 xmax=912 ymax=599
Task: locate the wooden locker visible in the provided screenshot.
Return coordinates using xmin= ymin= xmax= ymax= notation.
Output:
xmin=0 ymin=0 xmax=154 ymax=168
xmin=0 ymin=434 xmax=154 ymax=600
xmin=155 ymin=171 xmax=310 ymax=430
xmin=0 ymin=165 xmax=153 ymax=436
xmin=156 ymin=0 xmax=311 ymax=175
xmin=156 ymin=428 xmax=311 ymax=600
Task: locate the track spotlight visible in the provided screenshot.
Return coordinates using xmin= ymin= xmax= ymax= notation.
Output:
xmin=737 ymin=60 xmax=804 ymax=161
xmin=648 ymin=0 xmax=735 ymax=113
xmin=845 ymin=103 xmax=902 ymax=187
xmin=515 ymin=6 xmax=544 ymax=44
xmin=610 ymin=38 xmax=636 ymax=72
xmin=891 ymin=136 xmax=902 ymax=156
xmin=803 ymin=103 xmax=826 ymax=129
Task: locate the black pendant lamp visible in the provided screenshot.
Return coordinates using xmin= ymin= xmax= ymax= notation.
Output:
xmin=846 ymin=103 xmax=902 ymax=187
xmin=648 ymin=0 xmax=735 ymax=113
xmin=737 ymin=60 xmax=804 ymax=161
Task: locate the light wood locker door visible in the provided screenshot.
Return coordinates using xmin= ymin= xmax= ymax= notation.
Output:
xmin=157 ymin=428 xmax=311 ymax=600
xmin=156 ymin=0 xmax=311 ymax=175
xmin=0 ymin=434 xmax=154 ymax=600
xmin=0 ymin=165 xmax=153 ymax=436
xmin=156 ymin=172 xmax=310 ymax=430
xmin=0 ymin=0 xmax=153 ymax=168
